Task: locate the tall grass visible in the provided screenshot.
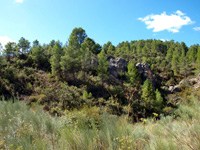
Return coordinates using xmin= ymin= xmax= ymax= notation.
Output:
xmin=0 ymin=95 xmax=200 ymax=150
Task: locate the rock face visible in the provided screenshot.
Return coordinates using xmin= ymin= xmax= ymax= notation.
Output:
xmin=168 ymin=73 xmax=200 ymax=92
xmin=189 ymin=73 xmax=200 ymax=90
xmin=107 ymin=57 xmax=127 ymax=78
xmin=89 ymin=57 xmax=156 ymax=88
xmin=136 ymin=62 xmax=155 ymax=89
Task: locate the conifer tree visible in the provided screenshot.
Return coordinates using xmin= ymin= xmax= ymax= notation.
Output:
xmin=126 ymin=62 xmax=141 ymax=86
xmin=32 ymin=40 xmax=39 ymax=48
xmin=97 ymin=50 xmax=109 ymax=86
xmin=187 ymin=45 xmax=197 ymax=63
xmin=60 ymin=27 xmax=87 ymax=80
xmin=154 ymin=89 xmax=163 ymax=112
xmin=102 ymin=41 xmax=112 ymax=54
xmin=151 ymin=40 xmax=158 ymax=56
xmin=171 ymin=48 xmax=180 ymax=75
xmin=50 ymin=41 xmax=63 ymax=75
xmin=196 ymin=46 xmax=200 ymax=73
xmin=166 ymin=48 xmax=173 ymax=63
xmin=107 ymin=44 xmax=115 ymax=57
xmin=17 ymin=37 xmax=30 ymax=55
xmin=179 ymin=43 xmax=190 ymax=77
xmin=4 ymin=42 xmax=17 ymax=61
xmin=60 ymin=45 xmax=81 ymax=80
xmin=141 ymin=79 xmax=155 ymax=113
xmin=81 ymin=37 xmax=101 ymax=55
xmin=0 ymin=43 xmax=2 ymax=54
xmin=80 ymin=47 xmax=92 ymax=81
xmin=31 ymin=45 xmax=49 ymax=70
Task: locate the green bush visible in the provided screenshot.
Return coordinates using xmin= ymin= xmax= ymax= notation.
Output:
xmin=29 ymin=94 xmax=47 ymax=104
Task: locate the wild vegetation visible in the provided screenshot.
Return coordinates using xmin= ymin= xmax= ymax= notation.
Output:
xmin=0 ymin=27 xmax=200 ymax=149
xmin=0 ymin=88 xmax=200 ymax=149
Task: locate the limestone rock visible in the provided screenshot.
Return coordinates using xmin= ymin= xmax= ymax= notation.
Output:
xmin=168 ymin=73 xmax=200 ymax=92
xmin=107 ymin=57 xmax=127 ymax=78
xmin=136 ymin=62 xmax=155 ymax=89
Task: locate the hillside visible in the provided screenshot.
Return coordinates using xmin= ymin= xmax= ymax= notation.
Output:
xmin=0 ymin=27 xmax=200 ymax=149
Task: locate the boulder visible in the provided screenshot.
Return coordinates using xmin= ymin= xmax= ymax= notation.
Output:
xmin=189 ymin=73 xmax=200 ymax=90
xmin=107 ymin=57 xmax=127 ymax=78
xmin=136 ymin=62 xmax=155 ymax=89
xmin=168 ymin=73 xmax=200 ymax=92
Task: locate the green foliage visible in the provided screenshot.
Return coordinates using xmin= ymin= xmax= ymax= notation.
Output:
xmin=68 ymin=27 xmax=87 ymax=47
xmin=141 ymin=79 xmax=155 ymax=113
xmin=107 ymin=43 xmax=115 ymax=56
xmin=187 ymin=45 xmax=198 ymax=63
xmin=102 ymin=41 xmax=112 ymax=54
xmin=31 ymin=45 xmax=50 ymax=70
xmin=60 ymin=28 xmax=87 ymax=79
xmin=29 ymin=94 xmax=47 ymax=104
xmin=171 ymin=48 xmax=180 ymax=75
xmin=154 ymin=89 xmax=164 ymax=112
xmin=81 ymin=37 xmax=101 ymax=55
xmin=97 ymin=50 xmax=109 ymax=86
xmin=196 ymin=46 xmax=200 ymax=73
xmin=18 ymin=37 xmax=30 ymax=55
xmin=2 ymin=94 xmax=200 ymax=150
xmin=165 ymin=48 xmax=173 ymax=63
xmin=50 ymin=41 xmax=63 ymax=75
xmin=0 ymin=28 xmax=200 ymax=144
xmin=4 ymin=42 xmax=17 ymax=61
xmin=126 ymin=62 xmax=141 ymax=86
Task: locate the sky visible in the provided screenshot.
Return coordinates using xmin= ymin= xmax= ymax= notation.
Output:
xmin=0 ymin=0 xmax=200 ymax=48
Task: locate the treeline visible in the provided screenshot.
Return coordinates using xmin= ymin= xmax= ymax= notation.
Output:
xmin=0 ymin=27 xmax=200 ymax=119
xmin=1 ymin=28 xmax=200 ymax=79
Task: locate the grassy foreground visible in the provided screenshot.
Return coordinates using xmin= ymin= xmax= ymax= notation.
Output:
xmin=0 ymin=96 xmax=200 ymax=150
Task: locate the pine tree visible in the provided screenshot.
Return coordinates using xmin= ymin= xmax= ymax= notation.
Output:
xmin=107 ymin=44 xmax=115 ymax=57
xmin=171 ymin=48 xmax=180 ymax=75
xmin=81 ymin=37 xmax=101 ymax=55
xmin=102 ymin=41 xmax=112 ymax=54
xmin=154 ymin=89 xmax=163 ymax=113
xmin=0 ymin=43 xmax=2 ymax=55
xmin=196 ymin=46 xmax=200 ymax=73
xmin=166 ymin=48 xmax=173 ymax=63
xmin=31 ymin=45 xmax=49 ymax=70
xmin=187 ymin=45 xmax=198 ymax=63
xmin=17 ymin=37 xmax=30 ymax=55
xmin=80 ymin=47 xmax=92 ymax=81
xmin=141 ymin=79 xmax=155 ymax=113
xmin=50 ymin=41 xmax=63 ymax=76
xmin=4 ymin=42 xmax=17 ymax=61
xmin=179 ymin=43 xmax=190 ymax=77
xmin=97 ymin=50 xmax=109 ymax=86
xmin=60 ymin=27 xmax=87 ymax=80
xmin=60 ymin=45 xmax=81 ymax=80
xmin=32 ymin=40 xmax=39 ymax=48
xmin=126 ymin=62 xmax=141 ymax=86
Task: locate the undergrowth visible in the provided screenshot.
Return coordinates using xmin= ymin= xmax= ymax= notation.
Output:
xmin=0 ymin=94 xmax=200 ymax=150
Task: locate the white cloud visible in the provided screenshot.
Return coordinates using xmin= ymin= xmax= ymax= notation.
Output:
xmin=138 ymin=10 xmax=194 ymax=33
xmin=0 ymin=36 xmax=16 ymax=49
xmin=193 ymin=27 xmax=200 ymax=31
xmin=160 ymin=39 xmax=166 ymax=42
xmin=15 ymin=0 xmax=23 ymax=3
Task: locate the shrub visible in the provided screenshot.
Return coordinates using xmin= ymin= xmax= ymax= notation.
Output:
xmin=29 ymin=94 xmax=47 ymax=104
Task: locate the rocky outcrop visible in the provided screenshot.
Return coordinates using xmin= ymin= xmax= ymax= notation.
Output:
xmin=89 ymin=57 xmax=156 ymax=88
xmin=167 ymin=73 xmax=200 ymax=92
xmin=189 ymin=73 xmax=200 ymax=90
xmin=107 ymin=59 xmax=155 ymax=88
xmin=108 ymin=57 xmax=127 ymax=78
xmin=136 ymin=62 xmax=155 ymax=89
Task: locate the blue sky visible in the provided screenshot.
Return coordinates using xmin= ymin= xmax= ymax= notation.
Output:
xmin=0 ymin=0 xmax=200 ymax=48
